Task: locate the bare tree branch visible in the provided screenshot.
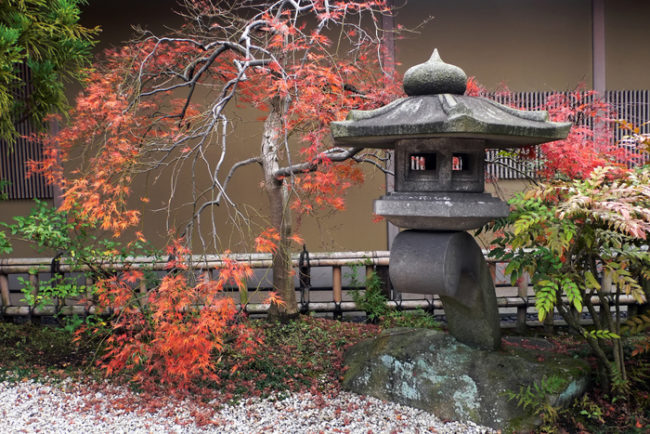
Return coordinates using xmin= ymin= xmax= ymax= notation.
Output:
xmin=273 ymin=147 xmax=363 ymax=178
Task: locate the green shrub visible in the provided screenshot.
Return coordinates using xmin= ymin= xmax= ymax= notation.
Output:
xmin=350 ymin=269 xmax=389 ymax=322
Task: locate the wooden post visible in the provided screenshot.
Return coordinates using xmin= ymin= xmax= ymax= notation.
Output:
xmin=332 ymin=266 xmax=342 ymax=304
xmin=332 ymin=265 xmax=343 ymax=319
xmin=0 ymin=272 xmax=10 ymax=307
xmin=516 ymin=273 xmax=528 ymax=332
xmin=365 ymin=265 xmax=374 ymax=288
xmin=55 ymin=271 xmax=65 ymax=309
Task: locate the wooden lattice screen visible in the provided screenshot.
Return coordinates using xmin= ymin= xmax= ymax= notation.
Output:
xmin=484 ymin=90 xmax=650 ymax=180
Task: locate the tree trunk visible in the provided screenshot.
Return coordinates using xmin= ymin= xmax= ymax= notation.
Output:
xmin=261 ymin=97 xmax=299 ymax=322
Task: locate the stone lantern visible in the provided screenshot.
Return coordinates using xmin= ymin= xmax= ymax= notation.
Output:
xmin=330 ymin=50 xmax=570 ymax=350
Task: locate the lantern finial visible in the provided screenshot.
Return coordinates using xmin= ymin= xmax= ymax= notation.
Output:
xmin=403 ymin=49 xmax=467 ymax=96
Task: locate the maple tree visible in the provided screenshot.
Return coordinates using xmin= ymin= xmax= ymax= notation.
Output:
xmin=30 ymin=0 xmax=404 ymax=321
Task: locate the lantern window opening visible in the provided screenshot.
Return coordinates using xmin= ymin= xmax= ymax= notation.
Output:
xmin=452 ymin=153 xmax=470 ymax=172
xmin=410 ymin=153 xmax=437 ymax=171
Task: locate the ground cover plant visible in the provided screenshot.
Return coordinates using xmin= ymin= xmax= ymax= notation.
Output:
xmin=0 ymin=321 xmax=98 ymax=382
xmin=0 ymin=315 xmax=379 ymax=398
xmin=500 ymin=330 xmax=650 ymax=433
xmin=1 ymin=317 xmax=649 ymax=432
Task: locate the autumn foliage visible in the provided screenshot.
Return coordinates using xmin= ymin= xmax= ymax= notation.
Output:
xmin=29 ymin=1 xmax=400 ymax=241
xmin=538 ymin=89 xmax=632 ymax=180
xmin=87 ymin=239 xmax=260 ymax=389
xmin=472 ymin=80 xmax=641 ymax=181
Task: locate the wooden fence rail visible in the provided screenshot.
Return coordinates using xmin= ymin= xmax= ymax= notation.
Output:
xmin=0 ymin=251 xmax=642 ymax=330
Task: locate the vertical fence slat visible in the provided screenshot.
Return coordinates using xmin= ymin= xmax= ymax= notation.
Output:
xmin=0 ymin=272 xmax=9 ymax=307
xmin=365 ymin=265 xmax=374 ymax=285
xmin=332 ymin=266 xmax=342 ymax=304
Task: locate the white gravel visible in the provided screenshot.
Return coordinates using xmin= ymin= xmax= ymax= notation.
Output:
xmin=0 ymin=377 xmax=496 ymax=433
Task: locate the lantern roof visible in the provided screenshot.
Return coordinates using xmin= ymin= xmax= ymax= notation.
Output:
xmin=330 ymin=49 xmax=571 ymax=148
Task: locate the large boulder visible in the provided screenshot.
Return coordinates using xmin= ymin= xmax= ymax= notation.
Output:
xmin=343 ymin=328 xmax=589 ymax=431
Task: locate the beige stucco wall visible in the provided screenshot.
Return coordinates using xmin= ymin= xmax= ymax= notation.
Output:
xmin=605 ymin=0 xmax=650 ymax=90
xmin=395 ymin=0 xmax=593 ymax=91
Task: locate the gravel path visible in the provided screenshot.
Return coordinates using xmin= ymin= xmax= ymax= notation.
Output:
xmin=0 ymin=377 xmax=496 ymax=433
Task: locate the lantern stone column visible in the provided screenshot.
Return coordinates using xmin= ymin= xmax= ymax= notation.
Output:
xmin=331 ymin=49 xmax=570 ymax=350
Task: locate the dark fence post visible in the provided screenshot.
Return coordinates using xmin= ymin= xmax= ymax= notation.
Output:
xmin=299 ymin=245 xmax=311 ymax=314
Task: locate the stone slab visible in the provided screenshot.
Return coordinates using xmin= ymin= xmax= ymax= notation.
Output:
xmin=375 ymin=192 xmax=508 ymax=231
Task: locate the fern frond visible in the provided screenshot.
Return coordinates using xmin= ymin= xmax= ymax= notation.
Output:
xmin=583 ymin=329 xmax=620 ymax=340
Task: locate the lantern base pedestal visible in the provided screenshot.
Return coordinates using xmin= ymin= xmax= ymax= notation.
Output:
xmin=389 ymin=230 xmax=501 ymax=350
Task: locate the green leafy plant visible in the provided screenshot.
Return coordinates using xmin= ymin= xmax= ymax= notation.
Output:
xmin=482 ymin=165 xmax=650 ymax=394
xmin=623 ymin=314 xmax=650 ymax=336
xmin=0 ymin=0 xmax=99 ymax=145
xmin=18 ymin=274 xmax=87 ymax=307
xmin=504 ymin=375 xmax=569 ymax=430
xmin=0 ymin=230 xmax=10 ymax=254
xmin=350 ymin=268 xmax=439 ymax=328
xmin=575 ymin=395 xmax=605 ymax=425
xmin=3 ymin=199 xmax=161 ymax=307
xmin=350 ymin=269 xmax=389 ymax=322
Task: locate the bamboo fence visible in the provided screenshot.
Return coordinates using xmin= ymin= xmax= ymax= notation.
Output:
xmin=0 ymin=251 xmax=642 ymax=330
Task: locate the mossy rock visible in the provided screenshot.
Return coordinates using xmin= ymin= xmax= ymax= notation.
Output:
xmin=343 ymin=328 xmax=589 ymax=432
